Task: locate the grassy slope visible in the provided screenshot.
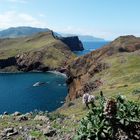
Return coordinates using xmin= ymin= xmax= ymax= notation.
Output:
xmin=0 ymin=32 xmax=75 ymax=69
xmin=91 ymin=52 xmax=140 ymax=101
xmin=0 ymin=32 xmax=55 ymax=59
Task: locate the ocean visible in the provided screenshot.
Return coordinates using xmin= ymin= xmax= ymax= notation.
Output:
xmin=74 ymin=41 xmax=110 ymax=56
xmin=0 ymin=72 xmax=67 ymax=114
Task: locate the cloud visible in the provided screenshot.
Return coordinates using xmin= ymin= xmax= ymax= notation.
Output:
xmin=39 ymin=14 xmax=46 ymax=18
xmin=0 ymin=11 xmax=47 ymax=29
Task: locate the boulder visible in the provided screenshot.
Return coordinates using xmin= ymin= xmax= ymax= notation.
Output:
xmin=16 ymin=115 xmax=28 ymax=121
xmin=7 ymin=131 xmax=18 ymax=137
xmin=41 ymin=126 xmax=56 ymax=137
xmin=3 ymin=112 xmax=8 ymax=115
xmin=4 ymin=128 xmax=14 ymax=134
xmin=27 ymin=135 xmax=36 ymax=140
xmin=34 ymin=115 xmax=49 ymax=122
xmin=13 ymin=111 xmax=21 ymax=116
xmin=1 ymin=127 xmax=18 ymax=137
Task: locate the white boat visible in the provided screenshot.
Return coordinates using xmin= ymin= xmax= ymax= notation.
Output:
xmin=33 ymin=81 xmax=46 ymax=87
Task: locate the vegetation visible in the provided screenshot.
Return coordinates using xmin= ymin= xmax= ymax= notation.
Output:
xmin=75 ymin=94 xmax=140 ymax=140
xmin=0 ymin=31 xmax=76 ymax=71
xmin=91 ymin=53 xmax=140 ymax=101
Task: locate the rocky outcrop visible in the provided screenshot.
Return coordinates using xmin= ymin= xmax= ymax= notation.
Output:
xmin=60 ymin=36 xmax=84 ymax=51
xmin=67 ymin=35 xmax=140 ymax=100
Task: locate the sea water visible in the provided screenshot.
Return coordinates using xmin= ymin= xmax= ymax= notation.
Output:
xmin=0 ymin=72 xmax=67 ymax=114
xmin=74 ymin=41 xmax=110 ymax=56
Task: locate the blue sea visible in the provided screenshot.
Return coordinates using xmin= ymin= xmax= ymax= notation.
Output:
xmin=74 ymin=41 xmax=110 ymax=56
xmin=0 ymin=72 xmax=67 ymax=114
xmin=0 ymin=41 xmax=109 ymax=114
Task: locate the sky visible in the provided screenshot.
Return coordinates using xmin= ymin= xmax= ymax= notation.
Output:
xmin=0 ymin=0 xmax=140 ymax=40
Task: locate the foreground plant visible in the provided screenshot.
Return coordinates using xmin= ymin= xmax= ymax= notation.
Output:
xmin=75 ymin=94 xmax=140 ymax=140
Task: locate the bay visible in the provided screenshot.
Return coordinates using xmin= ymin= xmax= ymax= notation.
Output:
xmin=0 ymin=72 xmax=67 ymax=114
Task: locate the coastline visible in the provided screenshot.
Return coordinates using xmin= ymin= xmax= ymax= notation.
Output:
xmin=47 ymin=70 xmax=67 ymax=78
xmin=0 ymin=70 xmax=67 ymax=78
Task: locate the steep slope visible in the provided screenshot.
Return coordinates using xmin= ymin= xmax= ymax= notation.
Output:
xmin=60 ymin=36 xmax=84 ymax=51
xmin=67 ymin=35 xmax=140 ymax=100
xmin=0 ymin=31 xmax=81 ymax=72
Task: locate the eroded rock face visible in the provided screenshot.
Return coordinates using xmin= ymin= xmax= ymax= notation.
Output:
xmin=16 ymin=51 xmax=48 ymax=72
xmin=66 ymin=46 xmax=111 ymax=100
xmin=67 ymin=61 xmax=108 ymax=100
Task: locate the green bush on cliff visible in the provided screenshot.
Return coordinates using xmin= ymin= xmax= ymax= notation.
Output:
xmin=75 ymin=94 xmax=140 ymax=140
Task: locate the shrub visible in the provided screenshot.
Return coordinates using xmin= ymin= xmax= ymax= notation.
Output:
xmin=75 ymin=94 xmax=140 ymax=140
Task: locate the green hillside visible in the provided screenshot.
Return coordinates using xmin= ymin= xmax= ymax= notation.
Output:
xmin=91 ymin=52 xmax=140 ymax=101
xmin=0 ymin=31 xmax=75 ymax=71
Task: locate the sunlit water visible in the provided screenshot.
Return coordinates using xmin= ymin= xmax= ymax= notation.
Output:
xmin=74 ymin=41 xmax=110 ymax=56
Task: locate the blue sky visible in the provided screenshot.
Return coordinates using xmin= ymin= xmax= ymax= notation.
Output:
xmin=0 ymin=0 xmax=140 ymax=40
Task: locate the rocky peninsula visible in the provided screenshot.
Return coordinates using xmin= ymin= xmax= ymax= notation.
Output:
xmin=0 ymin=31 xmax=83 ymax=72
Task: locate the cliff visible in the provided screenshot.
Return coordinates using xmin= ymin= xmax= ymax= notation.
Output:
xmin=67 ymin=35 xmax=140 ymax=100
xmin=60 ymin=36 xmax=84 ymax=51
xmin=0 ymin=31 xmax=80 ymax=72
